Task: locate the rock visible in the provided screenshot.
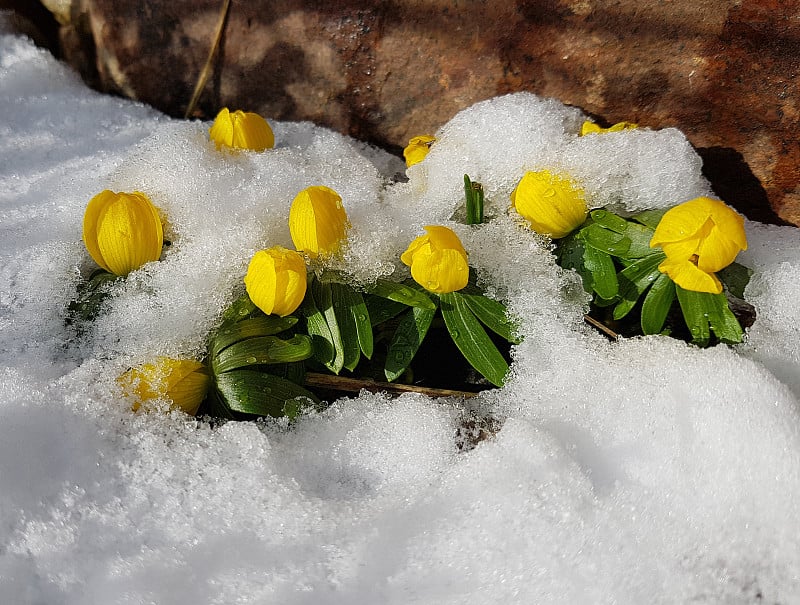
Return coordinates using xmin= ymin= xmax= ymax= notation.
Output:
xmin=47 ymin=0 xmax=800 ymax=225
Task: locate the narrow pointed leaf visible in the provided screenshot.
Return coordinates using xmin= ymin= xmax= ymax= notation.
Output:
xmin=300 ymin=279 xmax=336 ymax=367
xmin=590 ymin=209 xmax=629 ymax=233
xmin=220 ymin=292 xmax=261 ymax=326
xmin=440 ymin=292 xmax=509 ymax=388
xmin=464 ymin=174 xmax=484 ymax=225
xmin=211 ymin=316 xmax=298 ymax=358
xmin=344 ymin=288 xmax=373 ymax=358
xmin=717 ymin=262 xmax=753 ymax=300
xmin=366 ymin=279 xmax=436 ymax=310
xmin=640 ymin=272 xmax=676 ymax=335
xmin=462 ymin=293 xmax=521 ymax=344
xmin=215 ymin=370 xmax=319 ymax=418
xmin=384 ymin=305 xmax=437 ymax=382
xmin=675 ymin=285 xmax=711 ymax=347
xmin=582 ymin=224 xmax=631 ymax=257
xmin=365 ymin=294 xmax=408 ymax=326
xmin=613 ymin=252 xmax=665 ymax=320
xmin=212 ymin=335 xmax=313 ymax=373
xmin=582 ymin=245 xmax=619 ymax=300
xmin=312 ymin=279 xmax=345 ymax=374
xmin=631 ymin=208 xmax=669 ymax=230
xmin=556 ymin=233 xmax=593 ymax=293
xmin=705 ymin=291 xmax=744 ymax=343
xmin=330 ymin=282 xmax=362 ymax=371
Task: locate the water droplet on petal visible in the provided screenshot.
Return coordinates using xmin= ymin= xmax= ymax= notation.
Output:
xmin=542 ymin=188 xmax=556 ymax=197
xmin=426 ymin=280 xmax=440 ymax=290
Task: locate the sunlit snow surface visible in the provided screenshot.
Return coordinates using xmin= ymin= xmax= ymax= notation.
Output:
xmin=2 ymin=30 xmax=800 ymax=604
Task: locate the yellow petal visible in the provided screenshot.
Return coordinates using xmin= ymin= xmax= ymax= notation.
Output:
xmin=210 ymin=108 xmax=274 ymax=152
xmin=120 ymin=357 xmax=210 ymax=415
xmin=510 ymin=171 xmax=587 ymax=238
xmin=580 ymin=121 xmax=638 ymax=136
xmin=288 ymin=186 xmax=349 ymax=258
xmin=401 ymin=225 xmax=469 ymax=293
xmin=403 ymin=135 xmax=436 ymax=167
xmin=410 ymin=247 xmax=469 ymax=294
xmin=245 ymin=246 xmax=307 ymax=317
xmin=658 ymin=258 xmax=722 ymax=294
xmin=650 ymin=197 xmax=717 ymax=247
xmin=696 ymin=224 xmax=746 ymax=273
xmin=83 ymin=190 xmax=163 ymax=276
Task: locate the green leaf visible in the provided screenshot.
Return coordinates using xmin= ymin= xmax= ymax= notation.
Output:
xmin=440 ymin=292 xmax=509 ymax=388
xmin=705 ymin=290 xmax=744 ymax=343
xmin=210 ymin=315 xmax=298 ymax=358
xmin=582 ymin=223 xmax=631 ymax=257
xmin=212 ymin=335 xmax=313 ymax=374
xmin=311 ymin=279 xmax=345 ymax=374
xmin=675 ymin=286 xmax=711 ymax=346
xmin=556 ymin=233 xmax=593 ymax=293
xmin=300 ymin=279 xmax=336 ymax=367
xmin=612 ymin=252 xmax=665 ymax=320
xmin=464 ymin=174 xmax=484 ymax=225
xmin=718 ymin=262 xmax=753 ymax=300
xmin=582 ymin=245 xmax=619 ymax=300
xmin=330 ymin=282 xmax=363 ymax=371
xmin=348 ymin=289 xmax=374 ymax=359
xmin=215 ymin=370 xmax=319 ymax=418
xmin=631 ymin=208 xmax=669 ymax=230
xmin=640 ymin=272 xmax=676 ymax=335
xmin=219 ymin=292 xmax=261 ymax=326
xmin=384 ymin=305 xmax=437 ymax=382
xmin=622 ymin=221 xmax=658 ymax=258
xmin=462 ymin=293 xmax=521 ymax=344
xmin=366 ymin=279 xmax=436 ymax=310
xmin=590 ymin=209 xmax=629 ymax=233
xmin=365 ymin=294 xmax=408 ymax=326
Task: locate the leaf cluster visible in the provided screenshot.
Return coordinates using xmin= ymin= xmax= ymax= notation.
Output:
xmin=557 ymin=209 xmax=751 ymax=346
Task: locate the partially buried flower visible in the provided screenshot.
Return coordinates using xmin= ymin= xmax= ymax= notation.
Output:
xmin=650 ymin=196 xmax=747 ymax=294
xmin=401 ymin=225 xmax=469 ymax=294
xmin=83 ymin=190 xmax=164 ymax=276
xmin=244 ymin=246 xmax=307 ymax=317
xmin=289 ymin=185 xmax=350 ymax=258
xmin=209 ymin=107 xmax=275 ymax=152
xmin=580 ymin=120 xmax=638 ymax=136
xmin=510 ymin=170 xmax=588 ymax=239
xmin=119 ymin=357 xmax=210 ymax=416
xmin=403 ymin=135 xmax=436 ymax=167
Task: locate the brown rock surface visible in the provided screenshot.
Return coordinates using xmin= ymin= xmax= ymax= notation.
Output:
xmin=46 ymin=0 xmax=800 ymax=225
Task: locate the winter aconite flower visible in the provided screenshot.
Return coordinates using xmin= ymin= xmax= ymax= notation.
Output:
xmin=580 ymin=120 xmax=638 ymax=136
xmin=510 ymin=170 xmax=588 ymax=239
xmin=244 ymin=246 xmax=307 ymax=317
xmin=403 ymin=135 xmax=436 ymax=167
xmin=289 ymin=185 xmax=350 ymax=258
xmin=82 ymin=190 xmax=164 ymax=276
xmin=209 ymin=108 xmax=275 ymax=152
xmin=650 ymin=196 xmax=747 ymax=294
xmin=120 ymin=357 xmax=210 ymax=416
xmin=401 ymin=225 xmax=469 ymax=294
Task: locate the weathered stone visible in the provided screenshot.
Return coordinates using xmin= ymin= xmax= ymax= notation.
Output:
xmin=48 ymin=0 xmax=800 ymax=225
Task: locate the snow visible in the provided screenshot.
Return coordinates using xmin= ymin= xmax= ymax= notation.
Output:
xmin=2 ymin=28 xmax=800 ymax=603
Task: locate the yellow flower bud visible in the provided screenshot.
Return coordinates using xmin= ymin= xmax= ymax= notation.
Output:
xmin=401 ymin=225 xmax=469 ymax=294
xmin=510 ymin=170 xmax=588 ymax=239
xmin=580 ymin=120 xmax=638 ymax=136
xmin=650 ymin=196 xmax=747 ymax=294
xmin=82 ymin=190 xmax=164 ymax=276
xmin=209 ymin=108 xmax=275 ymax=152
xmin=244 ymin=246 xmax=307 ymax=317
xmin=119 ymin=357 xmax=210 ymax=416
xmin=403 ymin=135 xmax=436 ymax=167
xmin=288 ymin=185 xmax=350 ymax=258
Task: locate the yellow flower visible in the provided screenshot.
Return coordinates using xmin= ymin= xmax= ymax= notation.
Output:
xmin=288 ymin=185 xmax=350 ymax=258
xmin=401 ymin=225 xmax=469 ymax=294
xmin=403 ymin=135 xmax=436 ymax=167
xmin=650 ymin=196 xmax=748 ymax=294
xmin=82 ymin=190 xmax=164 ymax=276
xmin=209 ymin=108 xmax=275 ymax=152
xmin=244 ymin=246 xmax=307 ymax=316
xmin=580 ymin=120 xmax=638 ymax=136
xmin=119 ymin=357 xmax=210 ymax=415
xmin=510 ymin=170 xmax=588 ymax=238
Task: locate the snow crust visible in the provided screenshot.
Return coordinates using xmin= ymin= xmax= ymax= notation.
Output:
xmin=2 ymin=30 xmax=800 ymax=603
